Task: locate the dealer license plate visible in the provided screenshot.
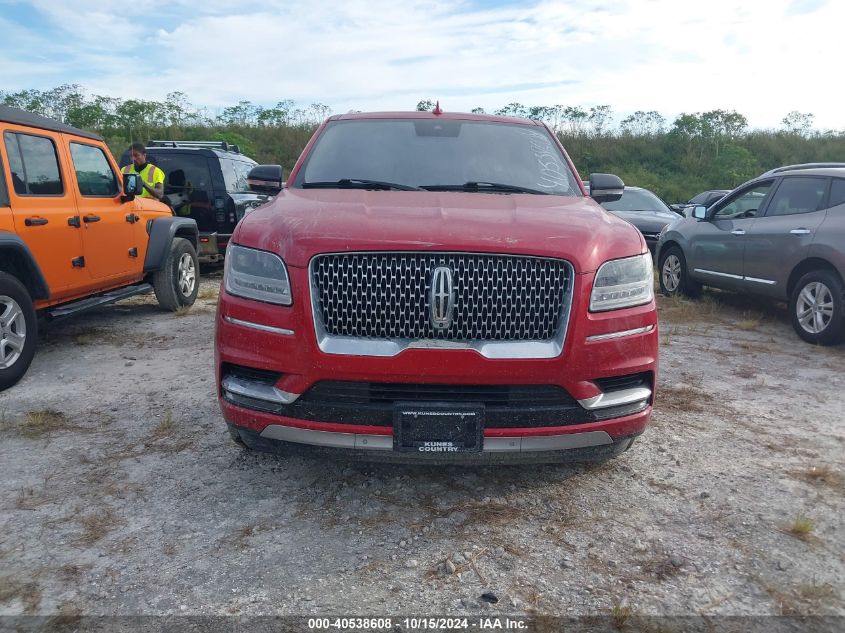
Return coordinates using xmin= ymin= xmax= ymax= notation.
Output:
xmin=393 ymin=403 xmax=484 ymax=454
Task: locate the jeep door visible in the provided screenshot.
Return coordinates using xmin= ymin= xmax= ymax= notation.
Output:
xmin=67 ymin=140 xmax=139 ymax=282
xmin=688 ymin=180 xmax=775 ymax=290
xmin=2 ymin=128 xmax=85 ymax=298
xmin=742 ymin=176 xmax=830 ymax=300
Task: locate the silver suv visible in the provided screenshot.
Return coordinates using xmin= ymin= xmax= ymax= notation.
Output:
xmin=656 ymin=164 xmax=845 ymax=345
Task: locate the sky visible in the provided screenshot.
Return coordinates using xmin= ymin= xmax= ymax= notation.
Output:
xmin=0 ymin=0 xmax=841 ymax=130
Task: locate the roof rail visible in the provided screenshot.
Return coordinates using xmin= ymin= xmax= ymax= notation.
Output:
xmin=146 ymin=140 xmax=241 ymax=153
xmin=761 ymin=162 xmax=845 ymax=176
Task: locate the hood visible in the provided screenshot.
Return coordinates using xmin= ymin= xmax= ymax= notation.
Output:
xmin=607 ymin=208 xmax=678 ymax=231
xmin=233 ymin=189 xmax=645 ymax=273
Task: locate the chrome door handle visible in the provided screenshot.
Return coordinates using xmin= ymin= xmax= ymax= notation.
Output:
xmin=790 ymin=228 xmax=811 ymax=235
xmin=731 ymin=229 xmax=745 ymax=235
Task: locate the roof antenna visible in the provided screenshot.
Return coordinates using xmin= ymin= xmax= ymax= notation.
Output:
xmin=432 ymin=101 xmax=443 ymax=115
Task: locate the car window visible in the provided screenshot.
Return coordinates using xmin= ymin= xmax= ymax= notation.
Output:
xmin=70 ymin=143 xmax=118 ymax=197
xmin=220 ymin=159 xmax=255 ymax=193
xmin=601 ymin=188 xmax=669 ymax=212
xmin=827 ymin=178 xmax=845 ymax=208
xmin=713 ymin=183 xmax=773 ymax=219
xmin=297 ymin=119 xmax=581 ymax=195
xmin=152 ymin=154 xmax=213 ymax=198
xmin=689 ymin=192 xmax=710 ymax=205
xmin=3 ymin=132 xmax=63 ymax=196
xmin=765 ymin=177 xmax=828 ymax=217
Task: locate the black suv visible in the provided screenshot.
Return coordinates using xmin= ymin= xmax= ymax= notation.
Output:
xmin=119 ymin=141 xmax=271 ymax=262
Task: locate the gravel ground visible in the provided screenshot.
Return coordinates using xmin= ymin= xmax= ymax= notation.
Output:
xmin=0 ymin=274 xmax=843 ymax=621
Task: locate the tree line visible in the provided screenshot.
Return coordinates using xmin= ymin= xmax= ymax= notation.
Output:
xmin=1 ymin=84 xmax=839 ymax=202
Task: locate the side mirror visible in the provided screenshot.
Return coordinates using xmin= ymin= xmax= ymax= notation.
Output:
xmin=692 ymin=205 xmax=707 ymax=220
xmin=122 ymin=172 xmax=143 ymax=201
xmin=247 ymin=165 xmax=284 ymax=195
xmin=589 ymin=173 xmax=624 ymax=203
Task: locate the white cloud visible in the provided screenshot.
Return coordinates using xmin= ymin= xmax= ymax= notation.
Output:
xmin=2 ymin=0 xmax=844 ymax=129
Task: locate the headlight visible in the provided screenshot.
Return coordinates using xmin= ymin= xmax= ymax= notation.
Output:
xmin=224 ymin=244 xmax=292 ymax=305
xmin=590 ymin=253 xmax=654 ymax=312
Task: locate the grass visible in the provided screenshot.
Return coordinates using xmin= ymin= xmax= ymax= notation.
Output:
xmin=18 ymin=410 xmax=69 ymax=439
xmin=790 ymin=465 xmax=844 ymax=493
xmin=151 ymin=410 xmax=176 ymax=438
xmin=173 ymin=306 xmax=193 ymax=317
xmin=72 ymin=327 xmax=132 ymax=346
xmin=57 ymin=565 xmax=87 ymax=583
xmin=655 ymin=385 xmax=716 ymax=414
xmin=758 ymin=576 xmax=840 ymax=616
xmin=15 ymin=486 xmax=54 ymax=510
xmin=0 ymin=577 xmax=41 ymax=613
xmin=222 ymin=523 xmax=271 ymax=550
xmin=197 ymin=285 xmax=220 ymax=301
xmin=75 ymin=508 xmax=123 ymax=546
xmin=141 ymin=410 xmax=194 ymax=454
xmin=732 ymin=365 xmax=759 ymax=379
xmin=611 ymin=603 xmax=633 ymax=628
xmin=784 ymin=515 xmax=816 ymax=541
xmin=736 ymin=311 xmax=763 ymax=331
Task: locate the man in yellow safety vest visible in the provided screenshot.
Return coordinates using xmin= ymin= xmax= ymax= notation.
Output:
xmin=122 ymin=143 xmax=165 ymax=200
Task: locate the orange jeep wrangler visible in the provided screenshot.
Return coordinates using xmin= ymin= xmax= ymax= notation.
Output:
xmin=0 ymin=106 xmax=199 ymax=390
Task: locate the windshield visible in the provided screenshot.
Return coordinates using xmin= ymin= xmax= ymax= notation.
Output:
xmin=601 ymin=188 xmax=670 ymax=213
xmin=294 ymin=119 xmax=581 ymax=195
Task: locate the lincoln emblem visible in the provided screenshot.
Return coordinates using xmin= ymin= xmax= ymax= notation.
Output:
xmin=430 ymin=266 xmax=454 ymax=329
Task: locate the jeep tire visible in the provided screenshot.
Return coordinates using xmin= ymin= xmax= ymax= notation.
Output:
xmin=790 ymin=269 xmax=844 ymax=345
xmin=153 ymin=237 xmax=199 ymax=311
xmin=0 ymin=272 xmax=38 ymax=391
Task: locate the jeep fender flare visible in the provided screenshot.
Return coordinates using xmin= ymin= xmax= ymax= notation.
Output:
xmin=0 ymin=233 xmax=50 ymax=299
xmin=143 ymin=217 xmax=199 ymax=273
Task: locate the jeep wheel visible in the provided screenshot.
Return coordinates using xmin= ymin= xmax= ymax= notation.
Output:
xmin=153 ymin=238 xmax=199 ymax=311
xmin=658 ymin=246 xmax=701 ymax=298
xmin=0 ymin=272 xmax=38 ymax=391
xmin=790 ymin=270 xmax=843 ymax=345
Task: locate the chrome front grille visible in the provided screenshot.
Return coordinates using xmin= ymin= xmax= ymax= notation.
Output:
xmin=310 ymin=253 xmax=572 ymax=342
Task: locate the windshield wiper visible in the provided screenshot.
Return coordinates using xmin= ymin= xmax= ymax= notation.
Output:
xmin=301 ymin=179 xmax=423 ymax=191
xmin=420 ymin=181 xmax=550 ymax=195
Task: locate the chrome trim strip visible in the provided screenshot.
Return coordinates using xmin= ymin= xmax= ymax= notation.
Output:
xmin=694 ymin=268 xmax=743 ymax=280
xmin=693 ymin=270 xmax=776 ymax=285
xmin=221 ymin=375 xmax=301 ymax=405
xmin=578 ymin=387 xmax=652 ymax=410
xmin=520 ymin=431 xmax=613 ymax=451
xmin=223 ymin=316 xmax=294 ymax=336
xmin=744 ymin=276 xmax=776 ymax=285
xmin=586 ymin=325 xmax=655 ymax=342
xmin=789 ymin=229 xmax=811 ymax=235
xmin=308 ymin=251 xmax=574 ymax=360
xmin=258 ymin=425 xmax=614 ymax=452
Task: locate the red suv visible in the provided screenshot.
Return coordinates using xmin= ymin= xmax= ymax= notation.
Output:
xmin=215 ymin=111 xmax=658 ymax=463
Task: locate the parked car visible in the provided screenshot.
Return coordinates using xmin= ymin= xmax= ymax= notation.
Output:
xmin=586 ymin=183 xmax=678 ymax=252
xmin=216 ymin=110 xmax=658 ymax=463
xmin=657 ymin=165 xmax=845 ymax=344
xmin=0 ymin=106 xmax=199 ymax=390
xmin=119 ymin=141 xmax=271 ymax=263
xmin=670 ymin=189 xmax=730 ymax=216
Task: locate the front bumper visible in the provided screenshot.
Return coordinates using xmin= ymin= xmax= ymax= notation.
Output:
xmin=215 ymin=267 xmax=658 ymax=462
xmin=229 ymin=422 xmax=641 ymax=464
